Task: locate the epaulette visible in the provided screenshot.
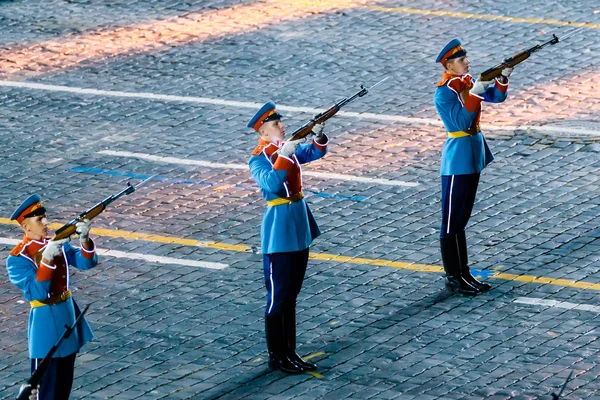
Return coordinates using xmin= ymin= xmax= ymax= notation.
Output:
xmin=10 ymin=242 xmax=25 ymax=257
xmin=251 ymin=145 xmax=266 ymax=156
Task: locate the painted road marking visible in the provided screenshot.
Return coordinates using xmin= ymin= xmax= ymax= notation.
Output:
xmin=514 ymin=297 xmax=600 ymax=313
xmin=367 ymin=6 xmax=600 ymax=29
xmin=69 ymin=167 xmax=368 ymax=202
xmin=97 ymin=150 xmax=419 ymax=188
xmin=0 ymin=237 xmax=228 ymax=269
xmin=0 ymin=81 xmax=597 ymax=137
xmin=0 ymin=219 xmax=598 ymax=291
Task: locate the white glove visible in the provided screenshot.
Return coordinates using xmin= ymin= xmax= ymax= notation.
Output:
xmin=278 ymin=140 xmax=301 ymax=158
xmin=29 ymin=386 xmax=38 ymax=400
xmin=501 ymin=67 xmax=513 ymax=78
xmin=42 ymin=238 xmax=69 ymax=261
xmin=18 ymin=384 xmax=39 ymax=400
xmin=470 ymin=79 xmax=494 ymax=95
xmin=76 ymin=219 xmax=91 ymax=242
xmin=311 ymin=123 xmax=325 ymax=140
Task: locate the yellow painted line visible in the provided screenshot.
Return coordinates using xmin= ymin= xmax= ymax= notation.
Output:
xmin=366 ymin=6 xmax=600 ymax=29
xmin=306 ymin=371 xmax=324 ymax=379
xmin=303 ymin=352 xmax=325 ymax=361
xmin=2 ymin=217 xmax=600 ymax=291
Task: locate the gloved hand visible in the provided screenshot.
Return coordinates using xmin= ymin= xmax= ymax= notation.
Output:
xmin=278 ymin=139 xmax=301 ymax=158
xmin=501 ymin=67 xmax=513 ymax=79
xmin=311 ymin=123 xmax=325 ymax=141
xmin=41 ymin=238 xmax=69 ymax=262
xmin=470 ymin=79 xmax=494 ymax=95
xmin=76 ymin=219 xmax=91 ymax=242
xmin=18 ymin=384 xmax=39 ymax=400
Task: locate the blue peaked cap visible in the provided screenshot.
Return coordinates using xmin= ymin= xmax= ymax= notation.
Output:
xmin=436 ymin=38 xmax=466 ymax=63
xmin=10 ymin=194 xmax=43 ymax=221
xmin=247 ymin=101 xmax=281 ymax=131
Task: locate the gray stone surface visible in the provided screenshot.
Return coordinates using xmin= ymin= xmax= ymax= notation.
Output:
xmin=1 ymin=0 xmax=600 ymax=399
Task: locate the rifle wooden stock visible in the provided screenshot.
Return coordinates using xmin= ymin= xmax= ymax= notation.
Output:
xmin=289 ymin=84 xmax=369 ymax=141
xmin=290 ymin=106 xmax=339 ymax=141
xmin=479 ymin=50 xmax=530 ymax=81
xmin=478 ymin=34 xmax=559 ymax=81
xmin=53 ymin=204 xmax=106 ymax=241
xmin=51 ymin=183 xmax=136 ymax=241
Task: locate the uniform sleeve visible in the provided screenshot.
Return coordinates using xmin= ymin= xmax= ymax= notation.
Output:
xmin=480 ymin=77 xmax=509 ymax=103
xmin=6 ymin=255 xmax=51 ymax=301
xmin=64 ymin=241 xmax=98 ymax=271
xmin=294 ymin=135 xmax=328 ymax=164
xmin=249 ymin=155 xmax=289 ymax=193
xmin=435 ymin=86 xmax=479 ymax=132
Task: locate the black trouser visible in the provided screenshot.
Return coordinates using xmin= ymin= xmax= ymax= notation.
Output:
xmin=263 ymin=248 xmax=309 ymax=316
xmin=440 ymin=173 xmax=480 ymax=237
xmin=31 ymin=353 xmax=76 ymax=400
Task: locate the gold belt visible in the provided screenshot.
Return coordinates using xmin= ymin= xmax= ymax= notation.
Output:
xmin=267 ymin=191 xmax=305 ymax=207
xmin=448 ymin=124 xmax=481 ymax=138
xmin=30 ymin=290 xmax=72 ymax=308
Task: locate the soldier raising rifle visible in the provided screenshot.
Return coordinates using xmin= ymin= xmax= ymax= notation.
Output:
xmin=248 ymin=101 xmax=328 ymax=374
xmin=6 ymin=194 xmax=98 ymax=399
xmin=434 ymin=39 xmax=512 ymax=295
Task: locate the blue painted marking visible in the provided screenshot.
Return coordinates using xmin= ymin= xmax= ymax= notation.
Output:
xmin=69 ymin=167 xmax=366 ymax=202
xmin=470 ymin=268 xmax=496 ymax=279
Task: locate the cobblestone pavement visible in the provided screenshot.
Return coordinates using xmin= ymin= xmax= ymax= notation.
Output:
xmin=1 ymin=1 xmax=600 ymax=399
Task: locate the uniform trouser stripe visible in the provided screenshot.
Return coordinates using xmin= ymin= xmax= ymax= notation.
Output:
xmin=446 ymin=175 xmax=454 ymax=235
xmin=267 ymin=261 xmax=275 ymax=314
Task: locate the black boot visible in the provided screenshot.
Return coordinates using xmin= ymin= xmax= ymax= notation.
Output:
xmin=265 ymin=315 xmax=304 ymax=374
xmin=440 ymin=234 xmax=478 ymax=296
xmin=284 ymin=306 xmax=317 ymax=371
xmin=457 ymin=231 xmax=491 ymax=292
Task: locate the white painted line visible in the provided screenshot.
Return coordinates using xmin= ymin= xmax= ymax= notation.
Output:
xmin=0 ymin=238 xmax=227 ymax=269
xmin=514 ymin=297 xmax=600 ymax=313
xmin=98 ymin=150 xmax=420 ymax=187
xmin=0 ymin=80 xmax=597 ymax=137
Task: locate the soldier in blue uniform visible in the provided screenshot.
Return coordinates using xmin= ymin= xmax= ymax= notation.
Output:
xmin=6 ymin=194 xmax=98 ymax=400
xmin=248 ymin=101 xmax=328 ymax=374
xmin=434 ymin=39 xmax=512 ymax=295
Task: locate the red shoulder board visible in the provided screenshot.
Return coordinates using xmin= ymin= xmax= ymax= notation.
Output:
xmin=10 ymin=242 xmax=25 ymax=257
xmin=251 ymin=145 xmax=265 ymax=156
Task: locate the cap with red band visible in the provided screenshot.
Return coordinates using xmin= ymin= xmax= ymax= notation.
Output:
xmin=10 ymin=194 xmax=46 ymax=224
xmin=436 ymin=39 xmax=467 ymax=65
xmin=248 ymin=101 xmax=282 ymax=132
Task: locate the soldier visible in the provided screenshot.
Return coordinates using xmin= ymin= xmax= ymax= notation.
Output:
xmin=248 ymin=101 xmax=328 ymax=374
xmin=434 ymin=39 xmax=512 ymax=295
xmin=6 ymin=194 xmax=98 ymax=400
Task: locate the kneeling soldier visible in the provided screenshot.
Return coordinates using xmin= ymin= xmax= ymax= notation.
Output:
xmin=248 ymin=102 xmax=328 ymax=374
xmin=434 ymin=39 xmax=512 ymax=295
xmin=6 ymin=194 xmax=98 ymax=400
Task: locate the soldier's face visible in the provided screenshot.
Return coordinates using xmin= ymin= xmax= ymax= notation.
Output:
xmin=446 ymin=56 xmax=469 ymax=75
xmin=22 ymin=215 xmax=50 ymax=240
xmin=259 ymin=120 xmax=286 ymax=143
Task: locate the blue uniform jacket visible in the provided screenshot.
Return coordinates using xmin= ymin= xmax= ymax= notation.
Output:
xmin=6 ymin=238 xmax=98 ymax=358
xmin=249 ymin=137 xmax=328 ymax=254
xmin=434 ymin=73 xmax=508 ymax=175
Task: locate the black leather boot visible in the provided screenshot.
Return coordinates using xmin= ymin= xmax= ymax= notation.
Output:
xmin=265 ymin=315 xmax=304 ymax=374
xmin=284 ymin=306 xmax=317 ymax=371
xmin=440 ymin=234 xmax=479 ymax=296
xmin=457 ymin=231 xmax=491 ymax=292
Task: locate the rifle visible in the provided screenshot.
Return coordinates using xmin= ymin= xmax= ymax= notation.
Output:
xmin=551 ymin=369 xmax=573 ymax=399
xmin=479 ymin=28 xmax=583 ymax=81
xmin=290 ymin=77 xmax=389 ymax=141
xmin=51 ymin=176 xmax=154 ymax=241
xmin=16 ymin=305 xmax=90 ymax=400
